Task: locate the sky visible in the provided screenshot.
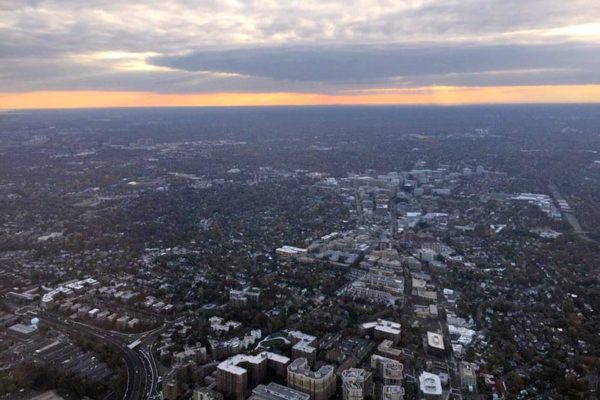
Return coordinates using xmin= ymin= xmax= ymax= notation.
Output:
xmin=1 ymin=0 xmax=600 ymax=108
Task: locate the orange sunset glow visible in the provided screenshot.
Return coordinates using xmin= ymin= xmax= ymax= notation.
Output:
xmin=2 ymin=85 xmax=600 ymax=109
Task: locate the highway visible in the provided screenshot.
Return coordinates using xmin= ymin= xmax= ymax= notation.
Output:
xmin=139 ymin=343 xmax=161 ymax=399
xmin=36 ymin=311 xmax=152 ymax=400
xmin=547 ymin=182 xmax=596 ymax=243
xmin=134 ymin=327 xmax=164 ymax=399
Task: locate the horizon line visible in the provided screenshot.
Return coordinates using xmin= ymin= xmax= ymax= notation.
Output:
xmin=2 ymin=85 xmax=600 ymax=110
xmin=4 ymin=102 xmax=600 ymax=113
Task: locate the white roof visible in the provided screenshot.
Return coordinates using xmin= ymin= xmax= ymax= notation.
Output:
xmin=419 ymin=371 xmax=442 ymax=395
xmin=362 ymin=319 xmax=401 ymax=335
xmin=218 ymin=351 xmax=290 ymax=375
xmin=287 ymin=330 xmax=316 ymax=343
xmin=427 ymin=332 xmax=445 ymax=350
xmin=41 ymin=278 xmax=99 ymax=303
xmin=276 ymin=246 xmax=307 ymax=254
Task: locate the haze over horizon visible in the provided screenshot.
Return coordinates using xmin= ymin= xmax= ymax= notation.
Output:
xmin=2 ymin=0 xmax=600 ymax=108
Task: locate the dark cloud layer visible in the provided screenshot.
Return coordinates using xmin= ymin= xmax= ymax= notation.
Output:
xmin=1 ymin=0 xmax=599 ymax=93
xmin=150 ymin=44 xmax=600 ymax=87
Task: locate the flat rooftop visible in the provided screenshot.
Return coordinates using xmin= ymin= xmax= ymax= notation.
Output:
xmin=420 ymin=372 xmax=442 ymax=395
xmin=252 ymin=383 xmax=310 ymax=400
xmin=218 ymin=351 xmax=291 ymax=375
xmin=427 ymin=332 xmax=445 ymax=350
xmin=362 ymin=319 xmax=401 ymax=335
xmin=8 ymin=323 xmax=38 ymax=335
xmin=288 ymin=358 xmax=334 ymax=379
